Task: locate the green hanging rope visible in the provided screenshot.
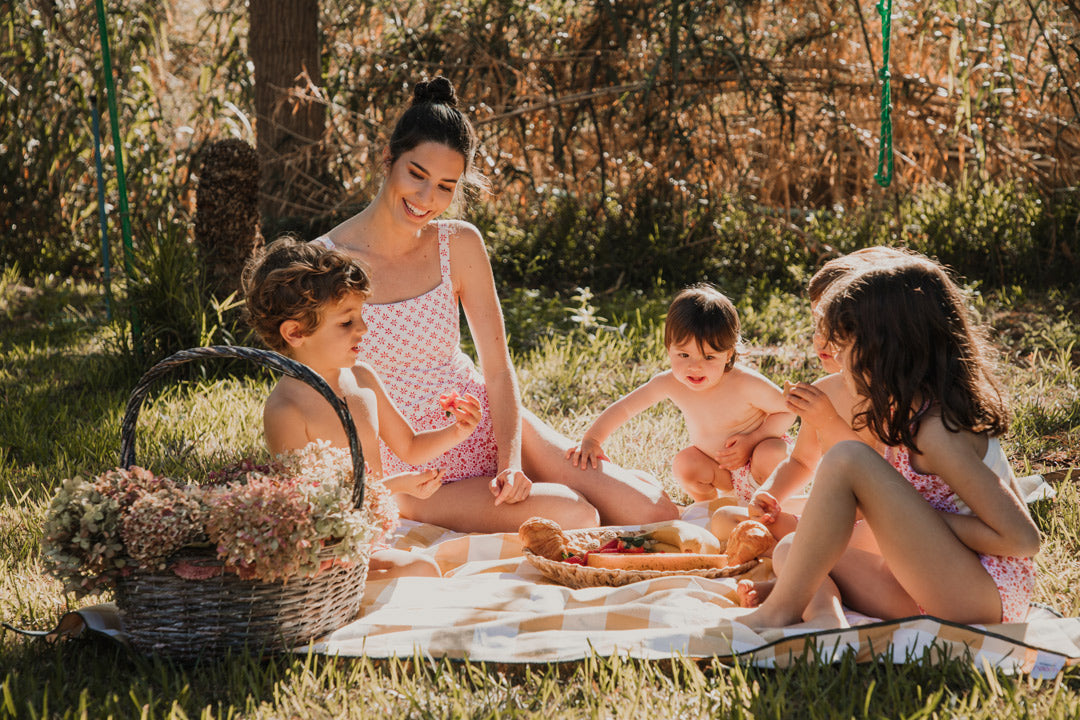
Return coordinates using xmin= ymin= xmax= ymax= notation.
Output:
xmin=873 ymin=0 xmax=894 ymax=187
xmin=93 ymin=0 xmax=142 ymax=350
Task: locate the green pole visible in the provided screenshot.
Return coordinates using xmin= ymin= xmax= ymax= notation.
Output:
xmin=873 ymin=0 xmax=895 ymax=187
xmin=93 ymin=0 xmax=142 ymax=350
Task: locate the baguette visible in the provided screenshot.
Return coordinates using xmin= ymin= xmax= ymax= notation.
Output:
xmin=585 ymin=552 xmax=731 ymax=571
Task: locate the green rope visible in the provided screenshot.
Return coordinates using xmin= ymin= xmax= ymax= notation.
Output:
xmin=93 ymin=0 xmax=142 ymax=350
xmin=874 ymin=0 xmax=894 ymax=187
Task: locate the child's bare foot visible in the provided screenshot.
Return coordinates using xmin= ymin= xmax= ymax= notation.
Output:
xmin=736 ymin=579 xmax=774 ymax=608
xmin=737 ymin=603 xmax=803 ymax=631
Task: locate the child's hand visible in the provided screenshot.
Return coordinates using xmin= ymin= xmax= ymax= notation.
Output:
xmin=387 ymin=468 xmax=445 ymax=499
xmin=715 ymin=433 xmax=754 ymax=471
xmin=784 ymin=382 xmax=843 ymax=428
xmin=748 ymin=490 xmax=780 ymax=524
xmin=490 ymin=467 xmax=532 ymax=505
xmin=565 ymin=438 xmax=610 ymax=469
xmin=441 ymin=391 xmax=482 ymax=437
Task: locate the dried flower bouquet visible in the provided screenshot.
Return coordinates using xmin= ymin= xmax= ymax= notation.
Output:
xmin=42 ymin=440 xmax=396 ymax=596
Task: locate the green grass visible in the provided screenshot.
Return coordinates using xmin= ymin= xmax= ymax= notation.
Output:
xmin=2 ymin=272 xmax=1079 ymax=718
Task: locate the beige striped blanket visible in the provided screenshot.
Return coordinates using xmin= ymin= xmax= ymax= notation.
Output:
xmin=313 ymin=500 xmax=1080 ymax=677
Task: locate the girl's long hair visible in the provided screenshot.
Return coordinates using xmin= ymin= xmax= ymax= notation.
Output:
xmin=820 ymin=256 xmax=1009 ymax=450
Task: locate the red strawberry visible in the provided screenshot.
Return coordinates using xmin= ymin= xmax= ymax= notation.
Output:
xmin=438 ymin=391 xmax=461 ymax=411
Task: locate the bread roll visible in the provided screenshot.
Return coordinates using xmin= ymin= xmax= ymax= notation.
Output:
xmin=518 ymin=517 xmax=570 ymax=560
xmin=586 ymin=552 xmax=731 ymax=571
xmin=634 ymin=520 xmax=725 ymax=554
xmin=725 ymin=520 xmax=776 ymax=564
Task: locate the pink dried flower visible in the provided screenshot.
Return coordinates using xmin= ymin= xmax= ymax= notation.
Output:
xmin=120 ymin=484 xmax=205 ymax=570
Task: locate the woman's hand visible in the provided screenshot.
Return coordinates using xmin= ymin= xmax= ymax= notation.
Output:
xmin=441 ymin=391 xmax=482 ymax=438
xmin=386 ymin=469 xmax=444 ymax=499
xmin=490 ymin=467 xmax=532 ymax=505
xmin=565 ymin=437 xmax=610 ymax=469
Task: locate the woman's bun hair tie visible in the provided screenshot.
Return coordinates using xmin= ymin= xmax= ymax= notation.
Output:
xmin=412 ymin=76 xmax=457 ymax=107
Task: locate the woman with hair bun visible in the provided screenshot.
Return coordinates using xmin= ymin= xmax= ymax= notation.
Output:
xmin=313 ymin=76 xmax=679 ymax=533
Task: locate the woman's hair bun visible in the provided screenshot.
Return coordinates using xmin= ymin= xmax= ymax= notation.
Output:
xmin=412 ymin=76 xmax=457 ymax=107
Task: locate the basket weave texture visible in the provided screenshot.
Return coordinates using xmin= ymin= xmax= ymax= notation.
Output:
xmin=113 ymin=346 xmax=369 ymax=660
xmin=523 ymin=528 xmax=760 ymax=589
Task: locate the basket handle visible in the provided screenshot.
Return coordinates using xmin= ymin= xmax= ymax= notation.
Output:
xmin=118 ymin=346 xmax=365 ymax=509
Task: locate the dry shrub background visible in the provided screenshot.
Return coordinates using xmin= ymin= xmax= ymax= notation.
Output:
xmin=3 ymin=0 xmax=1078 ymax=288
xmin=315 ymin=0 xmax=1079 ymax=213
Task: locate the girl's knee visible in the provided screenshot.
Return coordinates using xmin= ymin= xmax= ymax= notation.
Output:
xmin=818 ymin=440 xmax=879 ymax=480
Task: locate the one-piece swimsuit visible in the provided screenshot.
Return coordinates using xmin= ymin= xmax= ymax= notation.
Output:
xmin=885 ymin=438 xmax=1034 ymax=623
xmin=313 ymin=223 xmax=499 ymax=480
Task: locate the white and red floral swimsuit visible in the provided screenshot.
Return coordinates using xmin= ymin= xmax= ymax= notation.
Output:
xmin=314 ymin=223 xmax=499 ymax=481
xmin=884 ymin=439 xmax=1035 ymax=623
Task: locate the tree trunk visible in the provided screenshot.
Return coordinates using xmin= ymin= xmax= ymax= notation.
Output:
xmin=248 ymin=0 xmax=326 ymax=236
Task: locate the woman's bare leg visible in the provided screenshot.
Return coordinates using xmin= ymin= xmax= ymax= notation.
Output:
xmin=740 ymin=441 xmax=1001 ymax=630
xmin=520 ymin=409 xmax=679 ymax=525
xmin=396 ymin=475 xmax=600 ymax=533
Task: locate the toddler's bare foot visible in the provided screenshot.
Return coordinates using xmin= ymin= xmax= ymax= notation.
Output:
xmin=736 ymin=579 xmax=774 ymax=608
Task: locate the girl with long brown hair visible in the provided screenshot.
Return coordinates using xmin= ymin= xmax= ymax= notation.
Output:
xmin=740 ymin=253 xmax=1040 ymax=629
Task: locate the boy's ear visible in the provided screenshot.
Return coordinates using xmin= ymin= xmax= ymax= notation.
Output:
xmin=279 ymin=320 xmax=307 ymax=349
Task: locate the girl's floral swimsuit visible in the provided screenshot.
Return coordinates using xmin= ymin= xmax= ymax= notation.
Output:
xmin=884 ymin=437 xmax=1035 ymax=623
xmin=313 ymin=223 xmax=499 ymax=481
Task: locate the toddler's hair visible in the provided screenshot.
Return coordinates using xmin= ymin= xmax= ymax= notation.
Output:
xmin=664 ymin=284 xmax=740 ymax=370
xmin=807 ymin=246 xmax=914 ymax=303
xmin=243 ymin=237 xmax=371 ymax=352
xmin=819 ymin=255 xmax=1008 ymax=449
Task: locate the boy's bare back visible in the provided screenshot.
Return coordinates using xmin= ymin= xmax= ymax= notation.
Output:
xmin=264 ymin=364 xmax=382 ymax=472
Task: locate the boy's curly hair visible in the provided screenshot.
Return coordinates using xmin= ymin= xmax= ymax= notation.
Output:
xmin=664 ymin=284 xmax=740 ymax=370
xmin=242 ymin=237 xmax=371 ymax=352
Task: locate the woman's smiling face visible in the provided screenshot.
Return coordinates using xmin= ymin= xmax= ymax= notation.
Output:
xmin=385 ymin=141 xmax=465 ymax=226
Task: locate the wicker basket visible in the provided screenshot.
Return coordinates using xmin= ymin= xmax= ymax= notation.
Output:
xmin=523 ymin=528 xmax=761 ymax=589
xmin=113 ymin=346 xmax=369 ymax=660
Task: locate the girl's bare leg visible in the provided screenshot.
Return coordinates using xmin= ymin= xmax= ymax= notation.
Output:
xmin=740 ymin=441 xmax=1001 ymax=630
xmin=521 ymin=409 xmax=680 ymax=525
xmin=738 ymin=535 xmax=846 ymax=627
xmin=396 ymin=475 xmax=600 ymax=533
xmin=673 ymin=445 xmax=734 ymax=502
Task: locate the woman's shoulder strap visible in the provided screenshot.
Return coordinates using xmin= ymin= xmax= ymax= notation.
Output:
xmin=311 ymin=235 xmax=335 ymax=250
xmin=436 ymin=221 xmax=452 ymax=280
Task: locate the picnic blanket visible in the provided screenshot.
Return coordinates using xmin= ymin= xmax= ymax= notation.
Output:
xmin=15 ymin=481 xmax=1080 ymax=676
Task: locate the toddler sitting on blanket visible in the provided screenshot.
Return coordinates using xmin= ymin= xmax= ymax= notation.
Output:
xmin=244 ymin=238 xmax=486 ymax=580
xmin=567 ymin=284 xmax=794 ymax=506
